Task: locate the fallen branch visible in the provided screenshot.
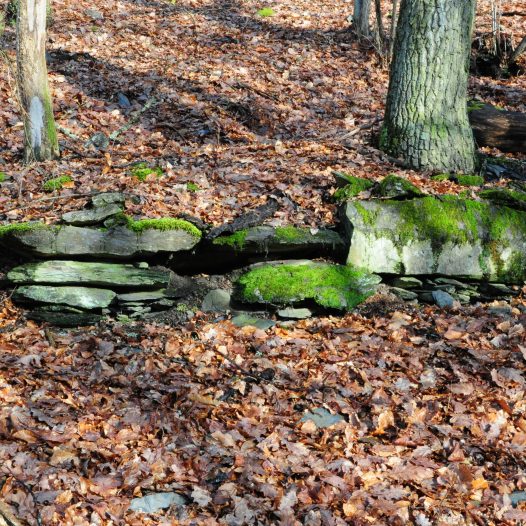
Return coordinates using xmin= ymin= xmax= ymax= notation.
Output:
xmin=468 ymin=102 xmax=526 ymax=154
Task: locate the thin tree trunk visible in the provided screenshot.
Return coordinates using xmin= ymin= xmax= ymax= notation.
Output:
xmin=388 ymin=0 xmax=399 ymax=59
xmin=510 ymin=35 xmax=526 ymax=63
xmin=353 ymin=0 xmax=371 ymax=38
xmin=16 ymin=0 xmax=59 ymax=162
xmin=381 ymin=0 xmax=476 ymax=172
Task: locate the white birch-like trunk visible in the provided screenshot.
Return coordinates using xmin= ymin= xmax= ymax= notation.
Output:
xmin=16 ymin=0 xmax=59 ymax=161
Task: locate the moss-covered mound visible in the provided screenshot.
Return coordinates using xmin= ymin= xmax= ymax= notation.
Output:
xmin=479 ymin=188 xmax=526 ymax=211
xmin=234 ymin=261 xmax=380 ymax=311
xmin=333 ymin=175 xmax=374 ymax=201
xmin=373 ymin=175 xmax=423 ymax=199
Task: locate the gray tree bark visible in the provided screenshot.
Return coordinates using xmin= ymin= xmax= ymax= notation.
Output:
xmin=381 ymin=0 xmax=476 ymax=173
xmin=16 ymin=0 xmax=59 ymax=161
xmin=353 ymin=0 xmax=371 ymax=37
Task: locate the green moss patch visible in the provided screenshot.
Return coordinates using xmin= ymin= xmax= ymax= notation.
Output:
xmin=213 ymin=229 xmax=248 ymax=249
xmin=0 ymin=222 xmax=51 ymax=237
xmin=479 ymin=188 xmax=526 ymax=210
xmin=130 ymin=162 xmax=164 ymax=181
xmin=456 ymin=175 xmax=484 ymax=187
xmin=235 ymin=262 xmax=380 ymax=311
xmin=257 ymin=7 xmax=275 ymax=16
xmin=125 ymin=217 xmax=202 ymax=238
xmin=333 ymin=176 xmax=374 ymax=201
xmin=43 ymin=175 xmax=73 ymax=192
xmin=374 ymin=175 xmax=423 ymax=199
xmin=467 ymin=100 xmax=485 ymax=112
xmin=186 ymin=182 xmax=200 ymax=192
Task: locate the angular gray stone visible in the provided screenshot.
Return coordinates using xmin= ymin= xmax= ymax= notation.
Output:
xmin=14 ymin=286 xmax=116 ymax=310
xmin=2 ymin=224 xmax=199 ymax=259
xmin=432 ymin=290 xmax=456 ymax=309
xmin=390 ymin=287 xmax=418 ymax=301
xmin=129 ymin=492 xmax=186 ymax=513
xmin=390 ymin=277 xmax=423 ymax=289
xmin=231 ymin=314 xmax=275 ymax=330
xmin=117 ymin=290 xmax=167 ymax=302
xmin=8 ymin=261 xmax=172 ymax=289
xmin=342 ymin=197 xmax=526 ymax=282
xmin=300 ymin=408 xmax=345 ymax=429
xmin=277 ymin=307 xmax=313 ymax=319
xmin=62 ymin=204 xmax=122 ymax=226
xmin=91 ymin=192 xmax=126 ymax=208
xmin=201 ymin=289 xmax=231 ymax=312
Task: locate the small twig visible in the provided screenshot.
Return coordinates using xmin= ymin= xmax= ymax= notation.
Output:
xmin=109 ymin=96 xmax=157 ymax=142
xmin=502 ymin=11 xmax=526 ymax=16
xmin=44 ymin=327 xmax=56 ymax=347
xmin=56 ymin=125 xmax=81 ymax=141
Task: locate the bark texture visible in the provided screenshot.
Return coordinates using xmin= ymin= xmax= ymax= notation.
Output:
xmin=382 ymin=0 xmax=476 ymax=172
xmin=469 ymin=103 xmax=526 ymax=154
xmin=16 ymin=0 xmax=59 ymax=161
xmin=353 ymin=0 xmax=371 ymax=37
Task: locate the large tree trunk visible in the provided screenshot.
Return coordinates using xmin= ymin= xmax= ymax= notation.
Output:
xmin=469 ymin=103 xmax=526 ymax=154
xmin=381 ymin=0 xmax=476 ymax=173
xmin=16 ymin=0 xmax=59 ymax=162
xmin=353 ymin=0 xmax=371 ymax=38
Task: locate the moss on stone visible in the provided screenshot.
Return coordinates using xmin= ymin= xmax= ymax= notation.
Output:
xmin=333 ymin=176 xmax=374 ymax=201
xmin=479 ymin=188 xmax=526 ymax=209
xmin=212 ymin=229 xmax=248 ymax=249
xmin=236 ymin=262 xmax=379 ymax=310
xmin=456 ymin=175 xmax=484 ymax=187
xmin=0 ymin=172 xmax=6 ymax=183
xmin=125 ymin=217 xmax=202 ymax=238
xmin=0 ymin=222 xmax=50 ymax=237
xmin=43 ymin=175 xmax=72 ymax=192
xmin=430 ymin=173 xmax=451 ymax=182
xmin=375 ymin=174 xmax=423 ymax=199
xmin=352 ymin=196 xmax=526 ymax=281
xmin=275 ymin=226 xmax=305 ymax=242
xmin=130 ymin=162 xmax=164 ymax=181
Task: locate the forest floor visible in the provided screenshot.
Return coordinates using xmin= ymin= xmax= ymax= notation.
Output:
xmin=0 ymin=0 xmax=526 ymax=524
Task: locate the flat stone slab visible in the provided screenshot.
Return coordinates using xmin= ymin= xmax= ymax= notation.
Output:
xmin=14 ymin=286 xmax=116 ymax=310
xmin=342 ymin=196 xmax=526 ymax=282
xmin=212 ymin=226 xmax=345 ymax=257
xmin=62 ymin=204 xmax=122 ymax=226
xmin=8 ymin=261 xmax=172 ymax=289
xmin=1 ymin=223 xmax=200 ymax=259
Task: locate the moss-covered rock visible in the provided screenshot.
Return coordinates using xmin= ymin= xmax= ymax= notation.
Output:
xmin=332 ymin=174 xmax=374 ymax=201
xmin=211 ymin=225 xmax=344 ymax=258
xmin=0 ymin=218 xmax=201 ymax=258
xmin=43 ymin=175 xmax=73 ymax=192
xmin=342 ymin=196 xmax=526 ymax=282
xmin=455 ymin=175 xmax=484 ymax=187
xmin=234 ymin=261 xmax=380 ymax=311
xmin=479 ymin=188 xmax=526 ymax=211
xmin=373 ymin=175 xmax=424 ymax=199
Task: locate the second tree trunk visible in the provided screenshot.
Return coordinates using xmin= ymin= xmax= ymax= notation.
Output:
xmin=381 ymin=0 xmax=476 ymax=173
